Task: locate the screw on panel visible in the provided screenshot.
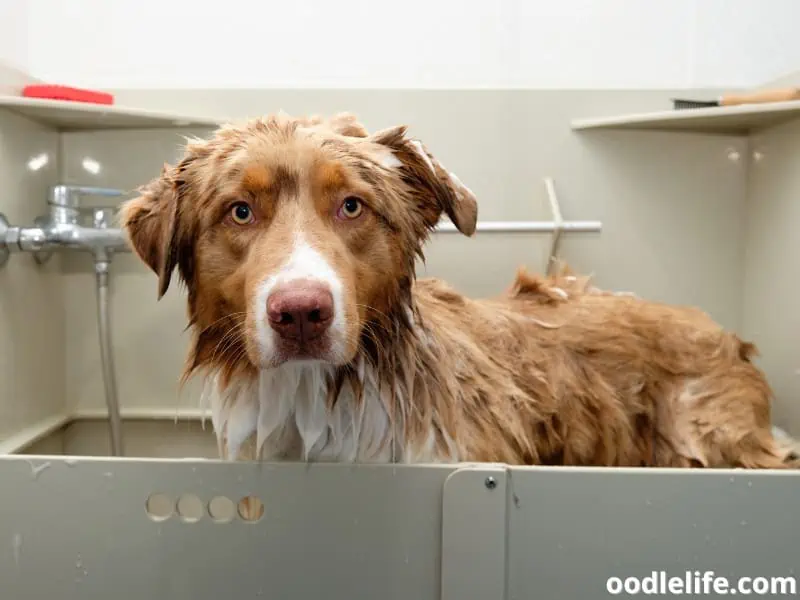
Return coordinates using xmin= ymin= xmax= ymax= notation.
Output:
xmin=484 ymin=476 xmax=497 ymax=490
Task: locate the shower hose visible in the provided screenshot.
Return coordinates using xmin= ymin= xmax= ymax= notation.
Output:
xmin=94 ymin=258 xmax=124 ymax=456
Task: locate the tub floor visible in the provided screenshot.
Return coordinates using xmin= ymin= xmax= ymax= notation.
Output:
xmin=21 ymin=419 xmax=218 ymax=458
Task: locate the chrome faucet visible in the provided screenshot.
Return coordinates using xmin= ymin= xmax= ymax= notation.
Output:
xmin=0 ymin=184 xmax=130 ymax=457
xmin=0 ymin=185 xmax=131 ymax=267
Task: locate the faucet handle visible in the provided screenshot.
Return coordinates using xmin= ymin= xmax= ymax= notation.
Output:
xmin=49 ymin=185 xmax=128 ymax=206
xmin=59 ymin=185 xmax=127 ymax=197
xmin=47 ymin=185 xmax=130 ymax=226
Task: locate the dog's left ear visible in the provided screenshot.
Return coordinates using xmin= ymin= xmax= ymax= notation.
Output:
xmin=370 ymin=125 xmax=478 ymax=236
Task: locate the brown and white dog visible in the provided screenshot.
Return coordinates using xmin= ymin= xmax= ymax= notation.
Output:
xmin=121 ymin=112 xmax=797 ymax=470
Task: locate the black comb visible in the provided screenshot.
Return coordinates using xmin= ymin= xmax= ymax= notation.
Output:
xmin=672 ymin=88 xmax=800 ymax=110
xmin=671 ymin=98 xmax=721 ymax=110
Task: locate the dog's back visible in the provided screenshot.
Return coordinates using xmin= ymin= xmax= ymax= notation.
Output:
xmin=411 ymin=268 xmax=792 ymax=469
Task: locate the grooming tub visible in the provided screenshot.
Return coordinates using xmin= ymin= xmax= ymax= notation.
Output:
xmin=2 ymin=73 xmax=800 ymax=598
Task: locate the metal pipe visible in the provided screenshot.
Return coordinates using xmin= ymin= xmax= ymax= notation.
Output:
xmin=434 ymin=220 xmax=603 ymax=234
xmin=94 ymin=258 xmax=124 ymax=457
xmin=49 ymin=185 xmax=128 ymax=201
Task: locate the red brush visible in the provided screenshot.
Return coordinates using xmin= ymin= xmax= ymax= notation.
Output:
xmin=22 ymin=84 xmax=114 ymax=105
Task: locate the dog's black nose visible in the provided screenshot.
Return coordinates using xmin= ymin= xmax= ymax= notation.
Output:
xmin=266 ymin=279 xmax=334 ymax=342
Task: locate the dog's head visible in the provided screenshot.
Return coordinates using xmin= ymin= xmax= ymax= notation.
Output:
xmin=120 ymin=112 xmax=477 ymax=375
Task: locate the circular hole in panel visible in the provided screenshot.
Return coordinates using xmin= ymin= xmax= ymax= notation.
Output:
xmin=237 ymin=495 xmax=265 ymax=522
xmin=176 ymin=493 xmax=204 ymax=523
xmin=145 ymin=493 xmax=174 ymax=521
xmin=208 ymin=496 xmax=236 ymax=523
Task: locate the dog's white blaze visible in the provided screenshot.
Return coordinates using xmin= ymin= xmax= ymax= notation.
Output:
xmin=253 ymin=233 xmax=347 ymax=364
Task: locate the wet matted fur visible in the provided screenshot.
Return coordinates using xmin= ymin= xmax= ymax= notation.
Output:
xmin=120 ymin=112 xmax=797 ymax=470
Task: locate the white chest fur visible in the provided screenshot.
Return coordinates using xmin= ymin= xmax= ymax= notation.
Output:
xmin=205 ymin=361 xmax=411 ymax=463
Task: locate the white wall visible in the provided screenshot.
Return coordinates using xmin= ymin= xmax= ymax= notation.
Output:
xmin=0 ymin=1 xmax=29 ymax=72
xmin=8 ymin=0 xmax=800 ymax=89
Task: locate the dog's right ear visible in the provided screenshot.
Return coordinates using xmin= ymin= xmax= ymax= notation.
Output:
xmin=368 ymin=125 xmax=479 ymax=236
xmin=120 ymin=160 xmax=192 ymax=299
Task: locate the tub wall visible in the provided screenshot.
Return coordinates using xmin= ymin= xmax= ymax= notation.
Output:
xmin=0 ymin=107 xmax=65 ymax=447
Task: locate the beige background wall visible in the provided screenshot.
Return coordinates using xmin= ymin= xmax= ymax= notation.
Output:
xmin=58 ymin=89 xmax=749 ymax=419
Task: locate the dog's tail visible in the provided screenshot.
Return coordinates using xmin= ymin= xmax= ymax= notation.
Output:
xmin=722 ymin=425 xmax=800 ymax=470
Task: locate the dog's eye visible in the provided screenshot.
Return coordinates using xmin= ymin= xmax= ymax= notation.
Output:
xmin=230 ymin=202 xmax=255 ymax=225
xmin=338 ymin=196 xmax=363 ymax=220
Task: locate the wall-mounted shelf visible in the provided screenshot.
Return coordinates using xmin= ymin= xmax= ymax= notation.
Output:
xmin=0 ymin=95 xmax=223 ymax=131
xmin=571 ymin=100 xmax=800 ymax=136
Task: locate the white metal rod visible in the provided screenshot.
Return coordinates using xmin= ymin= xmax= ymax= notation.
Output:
xmin=543 ymin=176 xmax=565 ymax=276
xmin=434 ymin=220 xmax=602 ymax=234
xmin=543 ymin=178 xmax=563 ymax=225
